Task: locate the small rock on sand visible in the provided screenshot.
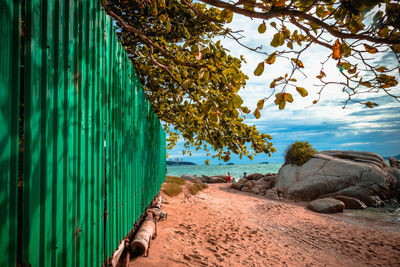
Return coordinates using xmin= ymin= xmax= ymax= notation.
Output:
xmin=307 ymin=198 xmax=345 ymax=213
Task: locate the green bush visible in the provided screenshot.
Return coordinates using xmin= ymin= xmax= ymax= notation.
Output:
xmin=165 ymin=176 xmax=185 ymax=185
xmin=163 ymin=183 xmax=183 ymax=196
xmin=284 ymin=141 xmax=317 ymax=166
xmin=188 ymin=180 xmax=208 ymax=195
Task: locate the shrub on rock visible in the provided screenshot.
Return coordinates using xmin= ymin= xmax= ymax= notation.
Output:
xmin=284 ymin=141 xmax=317 ymax=166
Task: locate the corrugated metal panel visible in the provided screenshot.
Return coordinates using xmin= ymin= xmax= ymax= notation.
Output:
xmin=0 ymin=1 xmax=20 ymax=266
xmin=1 ymin=0 xmax=166 ymax=265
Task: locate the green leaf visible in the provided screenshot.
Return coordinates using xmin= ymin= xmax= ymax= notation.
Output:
xmin=159 ymin=14 xmax=167 ymax=23
xmin=232 ymin=94 xmax=243 ymax=108
xmin=296 ymin=87 xmax=308 ymax=97
xmin=243 ymin=1 xmax=255 ymax=11
xmin=257 ymin=99 xmax=265 ymax=110
xmin=378 ymin=27 xmax=389 ymax=38
xmin=349 ymin=19 xmax=364 ymax=33
xmin=348 ymin=65 xmax=357 ymax=74
xmin=284 ymin=93 xmax=294 ymax=103
xmin=240 ymin=106 xmax=251 ymax=114
xmin=253 ymin=108 xmax=261 ymax=119
xmin=274 ymin=93 xmax=282 ymax=105
xmin=254 ymin=62 xmax=265 ymax=76
xmin=198 ymin=68 xmax=209 ymax=83
xmin=271 ymin=32 xmax=284 ymax=47
xmin=341 ymin=42 xmax=351 ymax=57
xmin=312 ymin=100 xmax=318 ymax=104
xmin=204 ymin=159 xmax=210 ymax=165
xmin=222 ymin=9 xmax=233 ymax=23
xmin=258 ymin=22 xmax=266 ymax=33
xmin=265 ymin=52 xmax=276 ymax=64
xmin=342 ymin=62 xmax=351 ymax=70
xmin=279 ymin=101 xmax=286 ymax=110
xmin=165 ymin=17 xmax=171 ymax=32
xmin=393 ymin=44 xmax=400 ymax=53
xmin=151 ymin=0 xmax=158 ymax=16
xmin=270 ymin=22 xmax=277 ymax=28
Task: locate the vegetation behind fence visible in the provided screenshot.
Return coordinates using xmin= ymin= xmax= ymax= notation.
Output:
xmin=0 ymin=0 xmax=166 ymax=266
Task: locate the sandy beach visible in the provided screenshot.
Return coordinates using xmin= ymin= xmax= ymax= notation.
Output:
xmin=129 ymin=183 xmax=400 ymax=267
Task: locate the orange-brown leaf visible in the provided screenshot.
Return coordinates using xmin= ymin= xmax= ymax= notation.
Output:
xmin=274 ymin=0 xmax=285 ymax=8
xmin=332 ymin=39 xmax=341 ymax=60
xmin=363 ymin=44 xmax=378 ymax=54
xmin=291 ymin=58 xmax=304 ymax=68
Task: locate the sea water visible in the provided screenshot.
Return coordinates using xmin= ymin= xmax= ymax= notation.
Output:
xmin=167 ymin=163 xmax=282 ymax=179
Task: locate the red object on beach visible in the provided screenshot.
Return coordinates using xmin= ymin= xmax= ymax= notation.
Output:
xmin=226 ymin=173 xmax=232 ymax=183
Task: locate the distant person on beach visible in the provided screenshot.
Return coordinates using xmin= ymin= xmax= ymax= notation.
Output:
xmin=243 ymin=172 xmax=247 ymax=179
xmin=226 ymin=172 xmax=232 ymax=183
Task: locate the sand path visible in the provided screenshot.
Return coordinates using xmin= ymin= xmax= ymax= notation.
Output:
xmin=129 ymin=183 xmax=400 ymax=266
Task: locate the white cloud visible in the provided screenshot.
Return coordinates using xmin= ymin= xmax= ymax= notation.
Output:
xmin=338 ymin=142 xmax=372 ymax=147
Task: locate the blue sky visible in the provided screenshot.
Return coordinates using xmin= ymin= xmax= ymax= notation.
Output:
xmin=167 ymin=13 xmax=400 ymax=165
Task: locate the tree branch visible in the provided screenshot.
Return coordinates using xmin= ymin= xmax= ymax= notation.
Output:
xmin=103 ymin=5 xmax=205 ymax=68
xmin=289 ymin=16 xmax=331 ymax=49
xmin=199 ymin=0 xmax=400 ymax=45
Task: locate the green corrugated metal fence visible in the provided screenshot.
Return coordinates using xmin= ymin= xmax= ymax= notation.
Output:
xmin=0 ymin=0 xmax=166 ymax=266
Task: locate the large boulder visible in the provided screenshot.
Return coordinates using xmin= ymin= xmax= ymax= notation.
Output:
xmin=307 ymin=198 xmax=345 ymax=213
xmin=276 ymin=150 xmax=400 ymax=206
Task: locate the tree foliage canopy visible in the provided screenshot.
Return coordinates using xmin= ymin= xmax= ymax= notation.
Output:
xmin=103 ymin=0 xmax=400 ymax=163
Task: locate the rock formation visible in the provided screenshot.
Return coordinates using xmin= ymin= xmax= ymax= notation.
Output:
xmin=275 ymin=150 xmax=400 ymax=208
xmin=231 ymin=173 xmax=277 ymax=197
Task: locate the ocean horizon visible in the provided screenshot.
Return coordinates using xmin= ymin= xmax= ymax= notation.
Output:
xmin=167 ymin=163 xmax=283 ymax=179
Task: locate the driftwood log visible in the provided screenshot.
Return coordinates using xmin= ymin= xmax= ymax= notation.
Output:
xmin=129 ymin=218 xmax=155 ymax=257
xmin=129 ymin=207 xmax=167 ymax=257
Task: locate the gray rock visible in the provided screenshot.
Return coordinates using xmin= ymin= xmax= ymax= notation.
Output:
xmin=332 ymin=195 xmax=367 ymax=209
xmin=231 ymin=182 xmax=243 ymax=190
xmin=181 ymin=175 xmax=198 ymax=181
xmin=307 ymin=198 xmax=345 ymax=213
xmin=231 ymin=174 xmax=277 ymax=196
xmin=250 ymin=185 xmax=265 ymax=195
xmin=208 ymin=176 xmax=226 ymax=183
xmin=238 ymin=178 xmax=247 ymax=184
xmin=389 ymin=157 xmax=400 ymax=169
xmin=247 ymin=173 xmax=264 ymax=180
xmin=264 ymin=188 xmax=280 ymax=200
xmin=276 ymin=150 xmax=399 ymax=206
xmin=242 ymin=180 xmax=255 ymax=190
xmin=200 ymin=175 xmax=211 ymax=183
xmin=241 ymin=186 xmax=250 ymax=192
